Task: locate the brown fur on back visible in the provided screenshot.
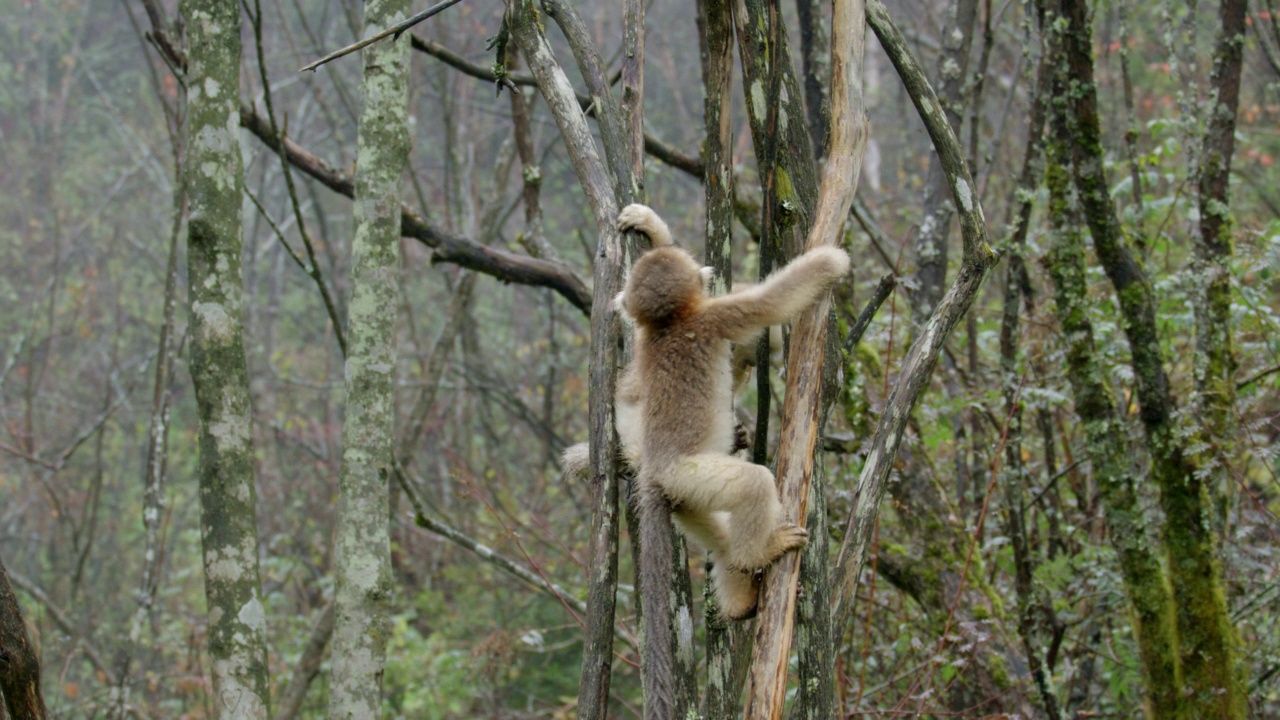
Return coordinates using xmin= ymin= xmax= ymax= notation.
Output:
xmin=624 ymin=246 xmax=736 ymax=471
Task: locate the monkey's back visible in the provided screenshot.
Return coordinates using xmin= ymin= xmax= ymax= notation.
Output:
xmin=638 ymin=314 xmax=736 ymax=469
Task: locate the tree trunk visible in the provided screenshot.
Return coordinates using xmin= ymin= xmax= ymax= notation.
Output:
xmin=1042 ymin=134 xmax=1183 ymax=718
xmin=998 ymin=31 xmax=1062 ymax=720
xmin=182 ymin=0 xmax=271 ymax=715
xmin=744 ymin=0 xmax=868 ymax=716
xmin=328 ymin=0 xmax=412 ymax=716
xmin=909 ymin=0 xmax=979 ymax=324
xmin=0 ymin=555 xmax=47 ymax=720
xmin=1194 ymin=0 xmax=1246 ymax=520
xmin=1048 ymin=1 xmax=1247 ymax=716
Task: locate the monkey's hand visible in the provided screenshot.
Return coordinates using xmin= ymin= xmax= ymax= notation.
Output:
xmin=801 ymin=245 xmax=852 ymax=284
xmin=617 ymin=203 xmax=674 ymax=247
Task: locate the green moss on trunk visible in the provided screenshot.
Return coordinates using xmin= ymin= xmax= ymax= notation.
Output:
xmin=1043 ymin=147 xmax=1184 ymax=719
xmin=1048 ymin=2 xmax=1247 ymax=715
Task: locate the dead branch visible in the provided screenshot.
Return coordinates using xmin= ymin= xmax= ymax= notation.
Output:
xmin=237 ymin=103 xmax=592 ymax=314
xmin=830 ymin=0 xmax=999 ymax=630
xmin=299 ymin=0 xmax=467 ymax=72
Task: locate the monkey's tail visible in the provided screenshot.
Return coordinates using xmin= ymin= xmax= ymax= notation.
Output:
xmin=559 ymin=442 xmax=590 ymax=481
xmin=636 ymin=469 xmax=677 ymax=719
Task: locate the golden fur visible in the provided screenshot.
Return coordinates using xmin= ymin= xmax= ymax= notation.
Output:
xmin=618 ymin=203 xmax=850 ymax=619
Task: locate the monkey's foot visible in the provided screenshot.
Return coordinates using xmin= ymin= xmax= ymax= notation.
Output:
xmin=765 ymin=522 xmax=809 ymax=561
xmin=731 ymin=422 xmax=751 ymax=455
xmin=725 ymin=523 xmax=809 ymax=573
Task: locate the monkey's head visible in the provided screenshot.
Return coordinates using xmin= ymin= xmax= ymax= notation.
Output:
xmin=623 ymin=246 xmax=706 ymax=327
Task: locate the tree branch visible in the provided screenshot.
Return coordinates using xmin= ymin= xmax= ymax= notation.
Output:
xmin=237 ymin=103 xmax=592 ymax=314
xmin=743 ymin=0 xmax=869 ymax=715
xmin=409 ymin=35 xmax=702 ymax=176
xmin=299 ymin=0 xmax=466 ymax=72
xmin=831 ymin=0 xmax=999 ymax=630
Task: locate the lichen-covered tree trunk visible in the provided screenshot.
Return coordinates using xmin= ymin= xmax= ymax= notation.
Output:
xmin=327 ymin=0 xmax=411 ymax=716
xmin=1042 ymin=136 xmax=1183 ymax=717
xmin=732 ymin=0 xmax=820 ymax=260
xmin=1048 ymin=1 xmax=1247 ymax=716
xmin=1194 ymin=0 xmax=1246 ymax=510
xmin=182 ymin=0 xmax=271 ymax=716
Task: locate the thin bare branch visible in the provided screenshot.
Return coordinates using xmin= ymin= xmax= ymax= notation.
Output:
xmin=237 ymin=103 xmax=592 ymax=314
xmin=831 ymin=0 xmax=999 ymax=632
xmin=410 ymin=35 xmax=702 ymax=176
xmin=299 ymin=0 xmax=467 ymax=72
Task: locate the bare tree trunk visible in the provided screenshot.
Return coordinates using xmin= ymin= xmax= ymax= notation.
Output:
xmin=744 ymin=1 xmax=868 ymax=717
xmin=114 ymin=166 xmax=185 ymax=720
xmin=696 ymin=1 xmax=752 ymax=715
xmin=795 ymin=0 xmax=831 ymax=155
xmin=909 ymin=0 xmax=979 ymax=324
xmin=831 ymin=0 xmax=998 ymax=638
xmin=182 ymin=0 xmax=271 ymax=714
xmin=506 ymin=2 xmax=647 ymax=716
xmin=999 ymin=28 xmax=1062 ymax=720
xmin=328 ymin=0 xmax=412 ymax=716
xmin=1194 ymin=0 xmax=1246 ymax=520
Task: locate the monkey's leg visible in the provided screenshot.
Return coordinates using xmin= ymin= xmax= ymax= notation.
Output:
xmin=664 ymin=454 xmax=806 ymax=572
xmin=709 ymin=560 xmax=761 ymax=620
xmin=672 ymin=509 xmax=731 ymax=553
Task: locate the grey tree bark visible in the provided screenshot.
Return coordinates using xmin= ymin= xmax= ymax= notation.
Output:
xmin=328 ymin=0 xmax=412 ymax=716
xmin=181 ymin=0 xmax=271 ymax=715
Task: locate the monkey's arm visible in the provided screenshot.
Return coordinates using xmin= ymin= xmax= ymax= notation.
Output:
xmin=617 ymin=203 xmax=675 ymax=246
xmin=705 ymin=246 xmax=850 ymax=343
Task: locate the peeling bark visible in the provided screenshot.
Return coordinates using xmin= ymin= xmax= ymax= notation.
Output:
xmin=744 ymin=0 xmax=869 ymax=716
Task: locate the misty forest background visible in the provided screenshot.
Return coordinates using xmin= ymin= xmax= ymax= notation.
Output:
xmin=2 ymin=0 xmax=1280 ymax=717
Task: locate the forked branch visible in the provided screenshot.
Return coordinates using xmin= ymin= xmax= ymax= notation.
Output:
xmin=742 ymin=0 xmax=869 ymax=716
xmin=830 ymin=0 xmax=999 ymax=628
